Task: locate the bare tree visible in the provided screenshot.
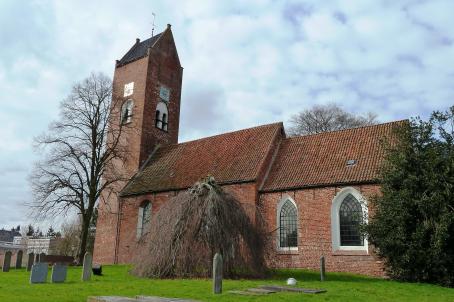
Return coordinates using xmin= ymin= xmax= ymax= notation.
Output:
xmin=56 ymin=219 xmax=81 ymax=257
xmin=29 ymin=73 xmax=127 ymax=263
xmin=288 ymin=103 xmax=378 ymax=136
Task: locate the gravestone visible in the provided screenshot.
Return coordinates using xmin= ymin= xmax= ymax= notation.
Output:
xmin=212 ymin=253 xmax=222 ymax=294
xmin=39 ymin=253 xmax=46 ymax=262
xmin=27 ymin=253 xmax=34 ymax=271
xmin=320 ymin=256 xmax=325 ymax=281
xmin=2 ymin=251 xmax=12 ymax=272
xmin=15 ymin=250 xmax=23 ymax=269
xmin=51 ymin=263 xmax=67 ymax=283
xmin=30 ymin=262 xmax=48 ymax=283
xmin=82 ymin=252 xmax=93 ymax=281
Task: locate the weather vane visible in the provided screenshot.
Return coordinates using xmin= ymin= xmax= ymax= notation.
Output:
xmin=152 ymin=13 xmax=156 ymax=37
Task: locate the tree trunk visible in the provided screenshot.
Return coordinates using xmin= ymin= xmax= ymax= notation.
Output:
xmin=78 ymin=216 xmax=90 ymax=264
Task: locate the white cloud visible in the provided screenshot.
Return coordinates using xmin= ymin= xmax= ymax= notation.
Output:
xmin=1 ymin=0 xmax=454 ymax=228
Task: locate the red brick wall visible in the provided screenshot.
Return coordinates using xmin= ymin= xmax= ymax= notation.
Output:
xmin=113 ymin=183 xmax=257 ymax=264
xmin=141 ymin=29 xmax=183 ymax=163
xmin=259 ymin=184 xmax=385 ymax=277
xmin=97 ymin=180 xmax=386 ymax=277
xmin=94 ymin=28 xmax=183 ymax=264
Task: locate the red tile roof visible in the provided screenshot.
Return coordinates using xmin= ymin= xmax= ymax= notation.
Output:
xmin=261 ymin=120 xmax=406 ymax=192
xmin=121 ymin=122 xmax=283 ymax=196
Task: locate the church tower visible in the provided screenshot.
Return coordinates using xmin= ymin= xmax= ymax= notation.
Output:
xmin=113 ymin=24 xmax=183 ymax=173
xmin=93 ymin=24 xmax=183 ymax=264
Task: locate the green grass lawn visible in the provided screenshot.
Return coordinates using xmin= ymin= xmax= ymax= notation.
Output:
xmin=0 ymin=265 xmax=453 ymax=302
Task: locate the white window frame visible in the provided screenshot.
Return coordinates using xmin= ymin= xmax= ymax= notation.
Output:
xmin=331 ymin=187 xmax=368 ymax=252
xmin=276 ymin=195 xmax=298 ymax=251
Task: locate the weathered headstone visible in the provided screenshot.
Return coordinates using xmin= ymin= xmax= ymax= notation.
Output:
xmin=320 ymin=256 xmax=325 ymax=281
xmin=2 ymin=251 xmax=12 ymax=272
xmin=15 ymin=250 xmax=23 ymax=269
xmin=27 ymin=253 xmax=34 ymax=271
xmin=51 ymin=263 xmax=67 ymax=283
xmin=82 ymin=252 xmax=93 ymax=281
xmin=30 ymin=262 xmax=48 ymax=283
xmin=212 ymin=253 xmax=222 ymax=294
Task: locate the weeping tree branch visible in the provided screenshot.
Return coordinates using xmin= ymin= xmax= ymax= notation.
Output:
xmin=132 ymin=176 xmax=267 ymax=279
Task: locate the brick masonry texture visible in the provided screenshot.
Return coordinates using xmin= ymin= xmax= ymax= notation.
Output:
xmin=94 ymin=26 xmax=397 ymax=277
xmin=259 ymin=184 xmax=385 ymax=277
xmin=94 ymin=26 xmax=182 ymax=264
xmin=103 ymin=182 xmax=385 ymax=277
xmin=114 ymin=183 xmax=257 ymax=264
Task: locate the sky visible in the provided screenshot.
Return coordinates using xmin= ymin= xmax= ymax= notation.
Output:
xmin=1 ymin=0 xmax=454 ymax=230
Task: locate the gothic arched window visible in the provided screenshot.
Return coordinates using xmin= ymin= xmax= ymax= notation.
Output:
xmin=278 ymin=199 xmax=298 ymax=249
xmin=339 ymin=194 xmax=364 ymax=246
xmin=137 ymin=201 xmax=152 ymax=239
xmin=121 ymin=100 xmax=133 ymax=124
xmin=331 ymin=188 xmax=368 ymax=251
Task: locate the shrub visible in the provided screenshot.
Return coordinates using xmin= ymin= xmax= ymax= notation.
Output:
xmin=367 ymin=107 xmax=454 ymax=287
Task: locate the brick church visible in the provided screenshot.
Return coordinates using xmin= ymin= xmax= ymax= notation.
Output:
xmin=94 ymin=25 xmax=402 ymax=277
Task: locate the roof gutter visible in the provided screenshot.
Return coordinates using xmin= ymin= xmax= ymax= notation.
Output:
xmin=259 ymin=179 xmax=380 ymax=193
xmin=120 ymin=179 xmax=257 ymax=198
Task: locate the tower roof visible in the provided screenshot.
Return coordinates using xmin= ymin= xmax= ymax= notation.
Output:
xmin=117 ymin=33 xmax=163 ymax=66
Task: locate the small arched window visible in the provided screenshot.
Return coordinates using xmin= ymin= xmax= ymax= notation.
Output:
xmin=155 ymin=102 xmax=168 ymax=131
xmin=121 ymin=100 xmax=133 ymax=124
xmin=137 ymin=201 xmax=152 ymax=239
xmin=339 ymin=194 xmax=364 ymax=246
xmin=331 ymin=187 xmax=368 ymax=251
xmin=278 ymin=198 xmax=298 ymax=249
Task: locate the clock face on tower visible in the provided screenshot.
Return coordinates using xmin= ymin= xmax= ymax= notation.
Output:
xmin=124 ymin=82 xmax=134 ymax=97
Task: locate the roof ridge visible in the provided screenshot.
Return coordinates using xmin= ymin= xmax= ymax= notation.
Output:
xmin=117 ymin=32 xmax=164 ymax=66
xmin=176 ymin=122 xmax=283 ymax=146
xmin=285 ymin=119 xmax=407 ymax=141
xmin=139 ymin=32 xmax=162 ymax=46
xmin=120 ymin=41 xmax=141 ymax=62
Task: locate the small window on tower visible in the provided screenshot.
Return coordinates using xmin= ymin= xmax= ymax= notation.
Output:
xmin=121 ymin=100 xmax=134 ymax=124
xmin=159 ymin=86 xmax=170 ymax=102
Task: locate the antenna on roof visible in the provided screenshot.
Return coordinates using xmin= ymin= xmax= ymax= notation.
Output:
xmin=151 ymin=12 xmax=156 ymax=37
